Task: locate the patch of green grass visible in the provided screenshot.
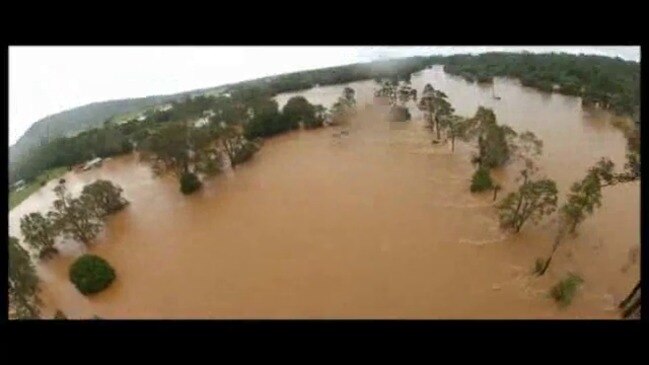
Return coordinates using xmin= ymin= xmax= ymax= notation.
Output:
xmin=550 ymin=273 xmax=584 ymax=307
xmin=9 ymin=166 xmax=68 ymax=211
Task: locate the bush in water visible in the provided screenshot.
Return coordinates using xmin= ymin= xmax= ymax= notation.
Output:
xmin=69 ymin=254 xmax=116 ymax=295
xmin=470 ymin=167 xmax=493 ymax=192
xmin=389 ymin=106 xmax=411 ymax=122
xmin=180 ymin=172 xmax=202 ymax=195
xmin=550 ymin=273 xmax=583 ymax=307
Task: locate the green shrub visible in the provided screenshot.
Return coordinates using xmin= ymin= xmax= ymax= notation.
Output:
xmin=179 ymin=172 xmax=202 ymax=195
xmin=69 ymin=254 xmax=116 ymax=295
xmin=470 ymin=167 xmax=493 ymax=192
xmin=550 ymin=273 xmax=583 ymax=307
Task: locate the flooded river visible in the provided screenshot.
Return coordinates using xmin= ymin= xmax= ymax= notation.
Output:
xmin=9 ymin=66 xmax=640 ymax=319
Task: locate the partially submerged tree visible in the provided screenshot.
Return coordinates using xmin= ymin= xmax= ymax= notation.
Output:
xmin=561 ymin=171 xmax=603 ymax=234
xmin=462 ymin=107 xmax=514 ymax=169
xmin=588 ymin=157 xmax=617 ymax=187
xmin=497 ymin=174 xmax=558 ymax=233
xmin=537 ymin=161 xmax=607 ymax=275
xmin=139 ymin=123 xmax=193 ymax=177
xmin=418 ymin=84 xmax=453 ymax=139
xmin=49 ymin=183 xmax=102 ymax=245
xmin=619 ymin=280 xmax=641 ymax=319
xmin=9 ymin=236 xmax=41 ymax=319
xmin=282 ymin=96 xmax=316 ymax=129
xmin=81 ymin=180 xmax=129 ymax=218
xmin=439 ymin=115 xmax=469 ymax=153
xmin=331 ymin=87 xmax=357 ymax=125
xmin=217 ymin=124 xmax=260 ymax=169
xmin=20 ymin=212 xmax=59 ymax=260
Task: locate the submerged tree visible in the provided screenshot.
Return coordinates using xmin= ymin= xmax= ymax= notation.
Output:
xmin=418 ymin=84 xmax=453 ymax=140
xmin=619 ymin=280 xmax=641 ymax=319
xmin=331 ymin=87 xmax=357 ymax=125
xmin=462 ymin=107 xmax=514 ymax=169
xmin=49 ymin=183 xmax=102 ymax=245
xmin=588 ymin=157 xmax=617 ymax=187
xmin=139 ymin=122 xmax=218 ymax=192
xmin=81 ymin=180 xmax=129 ymax=218
xmin=282 ymin=96 xmax=316 ymax=129
xmin=561 ymin=171 xmax=603 ymax=234
xmin=9 ymin=236 xmax=41 ymax=319
xmin=20 ymin=212 xmax=59 ymax=260
xmin=139 ymin=123 xmax=193 ymax=177
xmin=537 ymin=161 xmax=607 ymax=275
xmin=497 ymin=174 xmax=558 ymax=233
xmin=440 ymin=115 xmax=470 ymax=153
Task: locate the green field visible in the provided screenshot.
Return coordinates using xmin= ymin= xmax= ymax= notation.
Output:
xmin=9 ymin=166 xmax=68 ymax=211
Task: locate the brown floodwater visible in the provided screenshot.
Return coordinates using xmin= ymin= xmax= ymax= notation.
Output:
xmin=9 ymin=66 xmax=640 ymax=319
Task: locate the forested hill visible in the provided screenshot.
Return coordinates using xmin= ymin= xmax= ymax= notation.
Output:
xmin=8 ymin=88 xmax=225 ymax=167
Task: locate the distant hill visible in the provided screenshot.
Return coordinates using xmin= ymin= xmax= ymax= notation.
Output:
xmin=8 ymin=86 xmax=226 ymax=167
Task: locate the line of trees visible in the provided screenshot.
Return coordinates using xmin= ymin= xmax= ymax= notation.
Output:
xmin=11 ymin=86 xmax=350 ymax=195
xmin=19 ymin=180 xmax=129 ymax=260
xmin=11 ymin=179 xmax=128 ymax=319
xmin=409 ymin=88 xmax=639 ymax=310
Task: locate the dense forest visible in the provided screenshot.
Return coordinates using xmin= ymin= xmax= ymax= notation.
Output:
xmin=443 ymin=53 xmax=640 ymax=119
xmin=10 ymin=52 xmax=640 ymax=186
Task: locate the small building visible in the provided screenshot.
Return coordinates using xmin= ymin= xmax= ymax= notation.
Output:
xmin=83 ymin=157 xmax=103 ymax=171
xmin=12 ymin=180 xmax=26 ymax=191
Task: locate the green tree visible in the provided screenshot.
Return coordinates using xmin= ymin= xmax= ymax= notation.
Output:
xmin=497 ymin=174 xmax=558 ymax=233
xmin=561 ymin=171 xmax=603 ymax=234
xmin=139 ymin=123 xmax=193 ymax=177
xmin=537 ymin=163 xmax=607 ymax=276
xmin=49 ymin=183 xmax=102 ymax=245
xmin=418 ymin=84 xmax=453 ymax=140
xmin=282 ymin=96 xmax=316 ymax=129
xmin=331 ymin=88 xmax=357 ymax=125
xmin=69 ymin=254 xmax=116 ymax=295
xmin=588 ymin=157 xmax=616 ymax=187
xmin=9 ymin=236 xmax=41 ymax=319
xmin=20 ymin=212 xmax=59 ymax=260
xmin=81 ymin=180 xmax=129 ymax=218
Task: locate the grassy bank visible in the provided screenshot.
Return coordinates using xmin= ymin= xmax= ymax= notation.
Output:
xmin=9 ymin=166 xmax=68 ymax=210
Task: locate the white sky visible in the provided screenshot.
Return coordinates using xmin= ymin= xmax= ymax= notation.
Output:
xmin=9 ymin=46 xmax=640 ymax=145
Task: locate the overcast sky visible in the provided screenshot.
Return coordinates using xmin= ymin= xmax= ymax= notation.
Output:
xmin=9 ymin=46 xmax=640 ymax=145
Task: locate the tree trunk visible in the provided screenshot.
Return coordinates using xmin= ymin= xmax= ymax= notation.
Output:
xmin=492 ymin=187 xmax=499 ymax=201
xmin=539 ymin=229 xmax=565 ymax=275
xmin=619 ymin=281 xmax=641 ymax=308
xmin=622 ymin=296 xmax=641 ymax=319
xmin=451 ymin=136 xmax=455 ymax=153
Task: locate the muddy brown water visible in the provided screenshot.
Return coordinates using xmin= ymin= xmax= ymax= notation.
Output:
xmin=9 ymin=66 xmax=640 ymax=319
